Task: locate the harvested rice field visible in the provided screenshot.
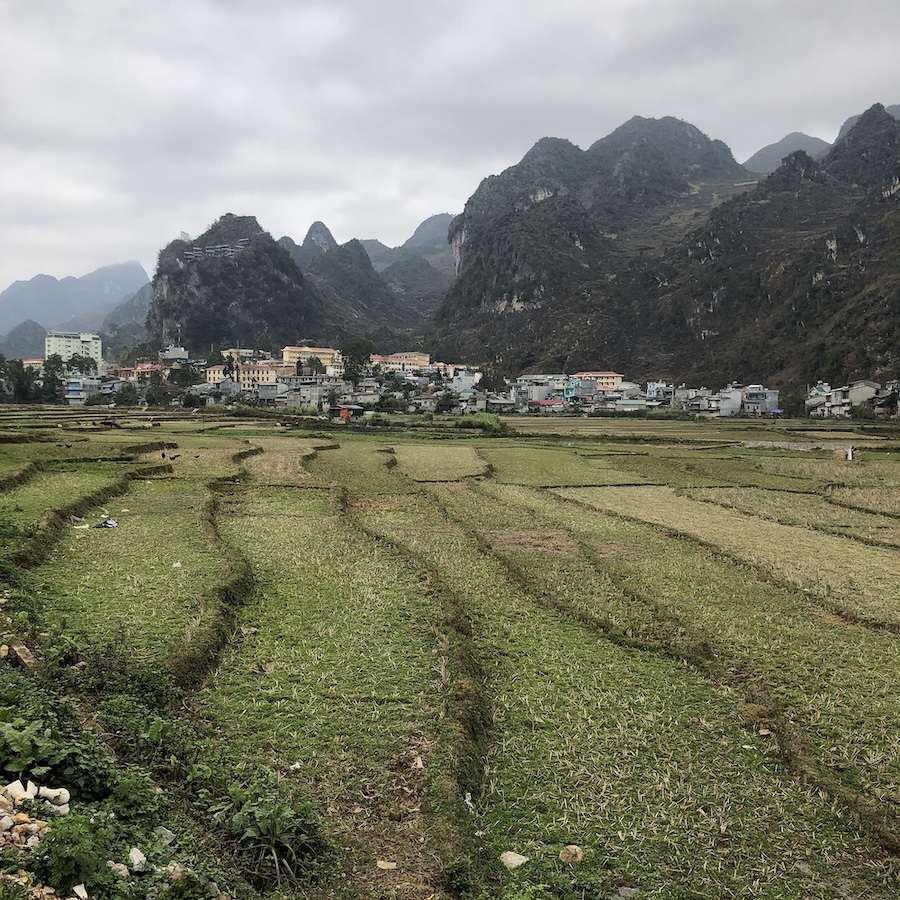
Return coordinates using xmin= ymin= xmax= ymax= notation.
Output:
xmin=1 ymin=411 xmax=900 ymax=900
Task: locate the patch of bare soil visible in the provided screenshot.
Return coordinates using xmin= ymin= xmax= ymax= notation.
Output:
xmin=482 ymin=529 xmax=578 ymax=556
xmin=812 ymin=608 xmax=878 ymax=633
xmin=323 ymin=739 xmax=451 ymax=899
xmin=591 ymin=540 xmax=645 ymax=560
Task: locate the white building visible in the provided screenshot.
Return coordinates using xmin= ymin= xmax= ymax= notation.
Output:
xmin=45 ymin=332 xmax=102 ymax=368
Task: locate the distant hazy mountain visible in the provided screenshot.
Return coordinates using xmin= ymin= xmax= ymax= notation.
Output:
xmin=380 ymin=256 xmax=453 ymax=319
xmin=743 ymin=132 xmax=832 ymax=174
xmin=0 ymin=261 xmax=149 ymax=334
xmin=148 ymin=214 xmax=430 ymax=353
xmin=147 ymin=214 xmax=322 ymax=351
xmin=361 ymin=214 xmax=456 ymax=276
xmin=0 ymin=320 xmax=47 ymax=360
xmin=836 ymin=103 xmax=900 ymax=141
xmin=279 ymin=221 xmax=339 ymax=271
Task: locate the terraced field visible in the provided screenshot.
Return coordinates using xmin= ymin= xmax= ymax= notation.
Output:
xmin=1 ymin=412 xmax=900 ymax=900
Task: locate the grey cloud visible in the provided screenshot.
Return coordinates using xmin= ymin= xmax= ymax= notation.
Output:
xmin=1 ymin=0 xmax=899 ymax=289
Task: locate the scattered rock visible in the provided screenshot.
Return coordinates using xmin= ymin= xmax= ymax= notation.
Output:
xmin=500 ymin=851 xmax=529 ymax=870
xmin=8 ymin=640 xmax=37 ymax=669
xmin=376 ymin=860 xmax=397 ymax=870
xmin=559 ymin=844 xmax=584 ymax=864
xmin=128 ymin=847 xmax=147 ymax=872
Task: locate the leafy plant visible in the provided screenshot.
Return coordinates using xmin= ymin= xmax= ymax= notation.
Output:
xmin=33 ymin=813 xmax=116 ymax=894
xmin=209 ymin=778 xmax=325 ymax=887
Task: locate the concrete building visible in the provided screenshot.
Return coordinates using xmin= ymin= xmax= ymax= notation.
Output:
xmin=45 ymin=332 xmax=102 ymax=368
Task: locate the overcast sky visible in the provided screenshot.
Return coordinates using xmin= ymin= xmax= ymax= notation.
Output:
xmin=2 ymin=0 xmax=899 ymax=292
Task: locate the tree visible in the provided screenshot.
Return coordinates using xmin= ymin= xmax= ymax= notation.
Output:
xmin=306 ymin=355 xmax=325 ymax=375
xmin=6 ymin=360 xmax=38 ymax=403
xmin=66 ymin=353 xmax=98 ymax=375
xmin=207 ymin=348 xmax=225 ymax=367
xmin=338 ymin=337 xmax=374 ymax=387
xmin=115 ymin=382 xmax=139 ymax=406
xmin=434 ymin=390 xmax=458 ymax=414
xmin=41 ymin=353 xmax=65 ymax=403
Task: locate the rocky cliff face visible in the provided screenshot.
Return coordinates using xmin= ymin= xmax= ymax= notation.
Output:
xmin=432 ymin=106 xmax=900 ymax=387
xmin=147 ymin=214 xmax=325 ymax=351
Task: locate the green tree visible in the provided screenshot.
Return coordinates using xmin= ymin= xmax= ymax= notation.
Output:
xmin=6 ymin=360 xmax=38 ymax=403
xmin=41 ymin=353 xmax=66 ymax=403
xmin=66 ymin=353 xmax=98 ymax=375
xmin=338 ymin=337 xmax=374 ymax=387
xmin=114 ymin=382 xmax=139 ymax=406
xmin=434 ymin=390 xmax=458 ymax=413
xmin=167 ymin=365 xmax=200 ymax=387
xmin=207 ymin=348 xmax=225 ymax=367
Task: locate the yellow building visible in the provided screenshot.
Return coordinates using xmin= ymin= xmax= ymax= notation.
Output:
xmin=370 ymin=351 xmax=431 ymax=373
xmin=282 ymin=345 xmax=341 ymax=369
xmin=572 ymin=371 xmax=623 ymax=390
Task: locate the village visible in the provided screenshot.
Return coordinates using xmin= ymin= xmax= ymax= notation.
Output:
xmin=16 ymin=330 xmax=900 ymax=420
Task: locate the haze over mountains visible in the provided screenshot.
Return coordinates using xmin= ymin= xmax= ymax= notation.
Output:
xmin=742 ymin=104 xmax=900 ymax=174
xmin=3 ymin=102 xmax=899 ymax=391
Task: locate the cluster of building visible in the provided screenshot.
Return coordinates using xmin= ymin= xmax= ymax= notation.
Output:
xmin=805 ymin=379 xmax=900 ymax=417
xmin=18 ymin=332 xmax=900 ymax=420
xmin=498 ymin=373 xmax=781 ymax=417
xmin=181 ymin=238 xmax=251 ymax=260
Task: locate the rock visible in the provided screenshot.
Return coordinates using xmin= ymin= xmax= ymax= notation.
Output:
xmin=0 ymin=795 xmax=14 ymax=814
xmin=55 ymin=804 xmax=70 ymax=816
xmin=107 ymin=862 xmax=129 ymax=877
xmin=500 ymin=851 xmax=529 ymax=870
xmin=12 ymin=814 xmax=31 ymax=825
xmin=0 ymin=816 xmax=14 ymax=833
xmin=8 ymin=640 xmax=36 ymax=669
xmin=5 ymin=781 xmax=27 ymax=802
xmin=559 ymin=844 xmax=584 ymax=864
xmin=38 ymin=787 xmax=70 ymax=806
xmin=128 ymin=847 xmax=147 ymax=873
xmin=73 ymin=884 xmax=88 ymax=900
xmin=25 ymin=782 xmax=38 ymax=799
xmin=153 ymin=826 xmax=175 ymax=846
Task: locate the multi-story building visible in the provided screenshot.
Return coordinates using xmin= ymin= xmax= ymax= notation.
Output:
xmin=370 ymin=352 xmax=431 ymax=373
xmin=571 ymin=371 xmax=623 ymax=391
xmin=282 ymin=346 xmax=341 ymax=371
xmin=45 ymin=332 xmax=102 ymax=368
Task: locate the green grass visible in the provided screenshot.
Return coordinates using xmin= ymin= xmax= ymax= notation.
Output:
xmin=0 ymin=464 xmax=127 ymax=529
xmin=685 ymin=485 xmax=900 ymax=547
xmin=555 ymin=484 xmax=900 ymax=628
xmin=3 ymin=412 xmax=900 ymax=899
xmin=354 ymin=478 xmax=893 ymax=898
xmin=31 ymin=478 xmax=226 ymax=659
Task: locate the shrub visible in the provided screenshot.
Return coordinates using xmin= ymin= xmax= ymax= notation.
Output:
xmin=454 ymin=412 xmax=506 ymax=434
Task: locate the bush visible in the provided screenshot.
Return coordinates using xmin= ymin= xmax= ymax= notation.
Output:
xmin=454 ymin=412 xmax=506 ymax=434
xmin=33 ymin=813 xmax=117 ymax=895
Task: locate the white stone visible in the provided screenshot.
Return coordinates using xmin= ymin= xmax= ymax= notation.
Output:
xmin=500 ymin=851 xmax=529 ymax=870
xmin=5 ymin=781 xmax=26 ymax=802
xmin=128 ymin=847 xmax=147 ymax=872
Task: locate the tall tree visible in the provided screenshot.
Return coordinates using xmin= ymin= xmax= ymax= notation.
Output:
xmin=338 ymin=337 xmax=374 ymax=387
xmin=42 ymin=353 xmax=65 ymax=402
xmin=6 ymin=360 xmax=38 ymax=403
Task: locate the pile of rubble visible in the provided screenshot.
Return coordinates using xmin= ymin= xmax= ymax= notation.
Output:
xmin=0 ymin=779 xmax=70 ymax=852
xmin=0 ymin=779 xmax=79 ymax=900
